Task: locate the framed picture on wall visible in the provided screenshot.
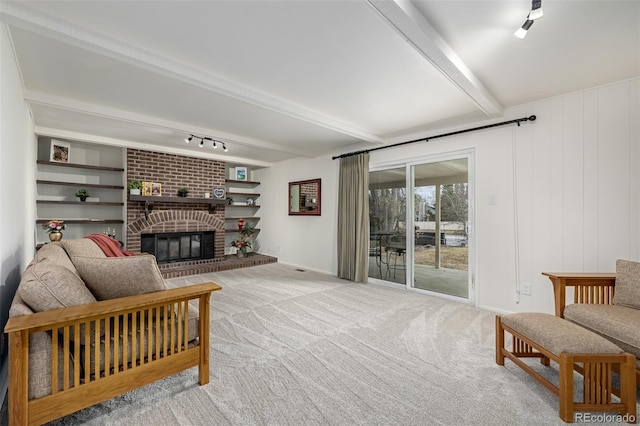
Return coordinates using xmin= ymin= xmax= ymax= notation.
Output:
xmin=50 ymin=140 xmax=70 ymax=163
xmin=236 ymin=167 xmax=248 ymax=181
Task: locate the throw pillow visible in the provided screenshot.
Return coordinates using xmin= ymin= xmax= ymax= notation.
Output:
xmin=613 ymin=259 xmax=640 ymax=309
xmin=72 ymin=255 xmax=167 ymax=300
xmin=18 ymin=259 xmax=97 ymax=312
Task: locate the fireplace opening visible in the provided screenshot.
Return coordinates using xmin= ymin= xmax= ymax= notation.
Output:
xmin=141 ymin=231 xmax=215 ymax=264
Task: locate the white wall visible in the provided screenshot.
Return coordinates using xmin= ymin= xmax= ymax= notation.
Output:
xmin=0 ymin=23 xmax=36 ymax=402
xmin=260 ymin=78 xmax=639 ymax=315
xmin=254 ymin=155 xmax=338 ymax=274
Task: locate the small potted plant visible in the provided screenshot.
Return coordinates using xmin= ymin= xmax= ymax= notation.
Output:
xmin=128 ymin=180 xmax=142 ymax=196
xmin=230 ymin=221 xmax=256 ymax=257
xmin=177 ymin=188 xmax=189 ymax=197
xmin=75 ymin=188 xmax=90 ymax=202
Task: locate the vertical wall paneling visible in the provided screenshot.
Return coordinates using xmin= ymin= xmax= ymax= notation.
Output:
xmin=597 ymin=82 xmax=630 ymax=269
xmin=562 ymin=92 xmax=585 ymax=270
xmin=531 ymin=100 xmax=552 ymax=290
xmin=548 ymin=98 xmax=565 ymax=270
xmin=582 ymin=88 xmax=600 ymax=269
xmin=628 ymin=79 xmax=640 ymax=260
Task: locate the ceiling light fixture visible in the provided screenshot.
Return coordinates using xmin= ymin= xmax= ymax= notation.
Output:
xmin=514 ymin=0 xmax=543 ymax=39
xmin=529 ymin=0 xmax=543 ymax=20
xmin=183 ymin=134 xmax=229 ymax=153
xmin=514 ymin=19 xmax=533 ymax=39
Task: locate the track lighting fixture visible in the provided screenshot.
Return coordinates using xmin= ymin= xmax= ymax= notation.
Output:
xmin=183 ymin=134 xmax=229 ymax=153
xmin=514 ymin=0 xmax=543 ymax=39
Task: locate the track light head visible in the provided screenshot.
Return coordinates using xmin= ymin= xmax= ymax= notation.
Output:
xmin=514 ymin=19 xmax=533 ymax=39
xmin=223 ymin=143 xmax=228 ymax=152
xmin=530 ymin=0 xmax=543 ymax=20
xmin=212 ymin=141 xmax=217 ymax=149
xmin=199 ymin=139 xmax=204 ymax=148
xmin=185 ymin=135 xmax=193 ymax=143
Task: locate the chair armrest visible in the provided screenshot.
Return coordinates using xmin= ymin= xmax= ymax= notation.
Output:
xmin=542 ymin=272 xmax=615 ymax=318
xmin=5 ymin=282 xmax=221 ymax=333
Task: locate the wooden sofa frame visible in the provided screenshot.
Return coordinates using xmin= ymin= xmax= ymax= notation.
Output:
xmin=5 ymin=282 xmax=221 ymax=425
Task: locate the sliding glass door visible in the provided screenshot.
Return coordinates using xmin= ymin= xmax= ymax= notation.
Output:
xmin=368 ymin=167 xmax=407 ymax=284
xmin=411 ymin=158 xmax=470 ymax=298
xmin=369 ymin=152 xmax=473 ymax=302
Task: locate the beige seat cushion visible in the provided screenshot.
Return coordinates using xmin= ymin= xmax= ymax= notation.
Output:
xmin=501 ymin=312 xmax=622 ymax=356
xmin=18 ymin=258 xmax=97 ymax=313
xmin=564 ymin=303 xmax=640 ymax=363
xmin=613 ymin=259 xmax=640 ymax=309
xmin=72 ymin=254 xmax=167 ymax=300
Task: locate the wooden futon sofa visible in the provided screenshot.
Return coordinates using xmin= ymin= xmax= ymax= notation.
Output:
xmin=4 ymin=238 xmax=221 ymax=425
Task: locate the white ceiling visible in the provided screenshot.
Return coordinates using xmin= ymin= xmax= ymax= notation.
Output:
xmin=2 ymin=1 xmax=638 ymax=166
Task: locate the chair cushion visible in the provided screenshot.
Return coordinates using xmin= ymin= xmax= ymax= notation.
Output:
xmin=72 ymin=255 xmax=166 ymax=300
xmin=564 ymin=303 xmax=640 ymax=362
xmin=500 ymin=312 xmax=622 ymax=356
xmin=18 ymin=258 xmax=97 ymax=313
xmin=613 ymin=259 xmax=640 ymax=309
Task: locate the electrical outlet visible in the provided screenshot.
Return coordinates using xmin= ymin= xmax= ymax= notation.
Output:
xmin=521 ymin=282 xmax=531 ymax=296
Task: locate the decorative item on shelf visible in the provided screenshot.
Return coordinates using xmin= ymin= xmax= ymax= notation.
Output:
xmin=213 ymin=187 xmax=226 ymax=199
xmin=235 ymin=167 xmax=247 ymax=181
xmin=177 ymin=188 xmax=189 ymax=197
xmin=226 ymin=196 xmax=233 ymax=205
xmin=103 ymin=227 xmax=116 ymax=239
xmin=142 ymin=181 xmax=162 ymax=196
xmin=127 ymin=180 xmax=142 ymax=195
xmin=50 ymin=140 xmax=70 ymax=163
xmin=42 ymin=220 xmax=66 ymax=242
xmin=230 ymin=221 xmax=255 ymax=257
xmin=75 ymin=188 xmax=90 ymax=202
xmin=246 ymin=197 xmax=255 ymax=206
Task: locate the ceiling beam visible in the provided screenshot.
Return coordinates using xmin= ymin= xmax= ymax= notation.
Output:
xmin=24 ymin=90 xmax=314 ymax=158
xmin=2 ymin=2 xmax=385 ymax=145
xmin=366 ymin=0 xmax=504 ymax=118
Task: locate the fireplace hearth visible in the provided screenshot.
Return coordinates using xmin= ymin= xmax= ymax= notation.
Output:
xmin=141 ymin=231 xmax=215 ymax=264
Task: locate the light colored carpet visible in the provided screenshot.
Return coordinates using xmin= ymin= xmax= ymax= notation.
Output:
xmin=18 ymin=263 xmax=636 ymax=425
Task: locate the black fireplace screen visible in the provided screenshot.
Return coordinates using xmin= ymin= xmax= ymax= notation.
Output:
xmin=141 ymin=231 xmax=215 ymax=263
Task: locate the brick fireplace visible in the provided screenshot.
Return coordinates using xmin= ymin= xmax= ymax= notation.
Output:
xmin=126 ymin=149 xmax=226 ymax=268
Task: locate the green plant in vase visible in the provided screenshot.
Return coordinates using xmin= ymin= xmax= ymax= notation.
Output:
xmin=177 ymin=188 xmax=189 ymax=197
xmin=75 ymin=188 xmax=90 ymax=202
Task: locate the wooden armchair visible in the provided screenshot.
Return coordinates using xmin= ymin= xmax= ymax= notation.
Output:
xmin=5 ymin=282 xmax=221 ymax=425
xmin=542 ymin=272 xmax=616 ymax=318
xmin=543 ymin=260 xmax=640 ymax=381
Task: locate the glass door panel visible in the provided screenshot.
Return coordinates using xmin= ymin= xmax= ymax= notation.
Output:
xmin=412 ymin=159 xmax=469 ymax=298
xmin=368 ymin=167 xmax=407 ymax=284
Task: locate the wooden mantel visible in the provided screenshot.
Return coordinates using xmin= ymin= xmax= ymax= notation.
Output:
xmin=128 ymin=195 xmax=226 ymax=219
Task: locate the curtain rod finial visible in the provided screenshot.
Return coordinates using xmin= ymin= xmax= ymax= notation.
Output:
xmin=528 ymin=115 xmax=537 ymax=121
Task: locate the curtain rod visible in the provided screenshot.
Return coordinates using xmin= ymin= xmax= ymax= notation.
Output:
xmin=331 ymin=115 xmax=537 ymax=160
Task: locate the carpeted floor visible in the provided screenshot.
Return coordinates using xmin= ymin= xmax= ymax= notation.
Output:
xmin=4 ymin=263 xmax=637 ymax=425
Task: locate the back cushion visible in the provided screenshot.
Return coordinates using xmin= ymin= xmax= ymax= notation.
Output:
xmin=61 ymin=239 xmax=107 ymax=259
xmin=18 ymin=258 xmax=97 ymax=313
xmin=72 ymin=255 xmax=167 ymax=300
xmin=33 ymin=242 xmax=77 ymax=275
xmin=613 ymin=259 xmax=640 ymax=309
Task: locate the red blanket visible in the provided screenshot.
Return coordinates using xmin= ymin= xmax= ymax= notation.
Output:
xmin=85 ymin=233 xmax=135 ymax=257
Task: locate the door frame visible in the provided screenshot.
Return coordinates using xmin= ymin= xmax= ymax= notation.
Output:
xmin=369 ymin=148 xmax=476 ymax=306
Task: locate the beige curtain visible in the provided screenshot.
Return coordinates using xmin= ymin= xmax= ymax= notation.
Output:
xmin=337 ymin=153 xmax=369 ymax=282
